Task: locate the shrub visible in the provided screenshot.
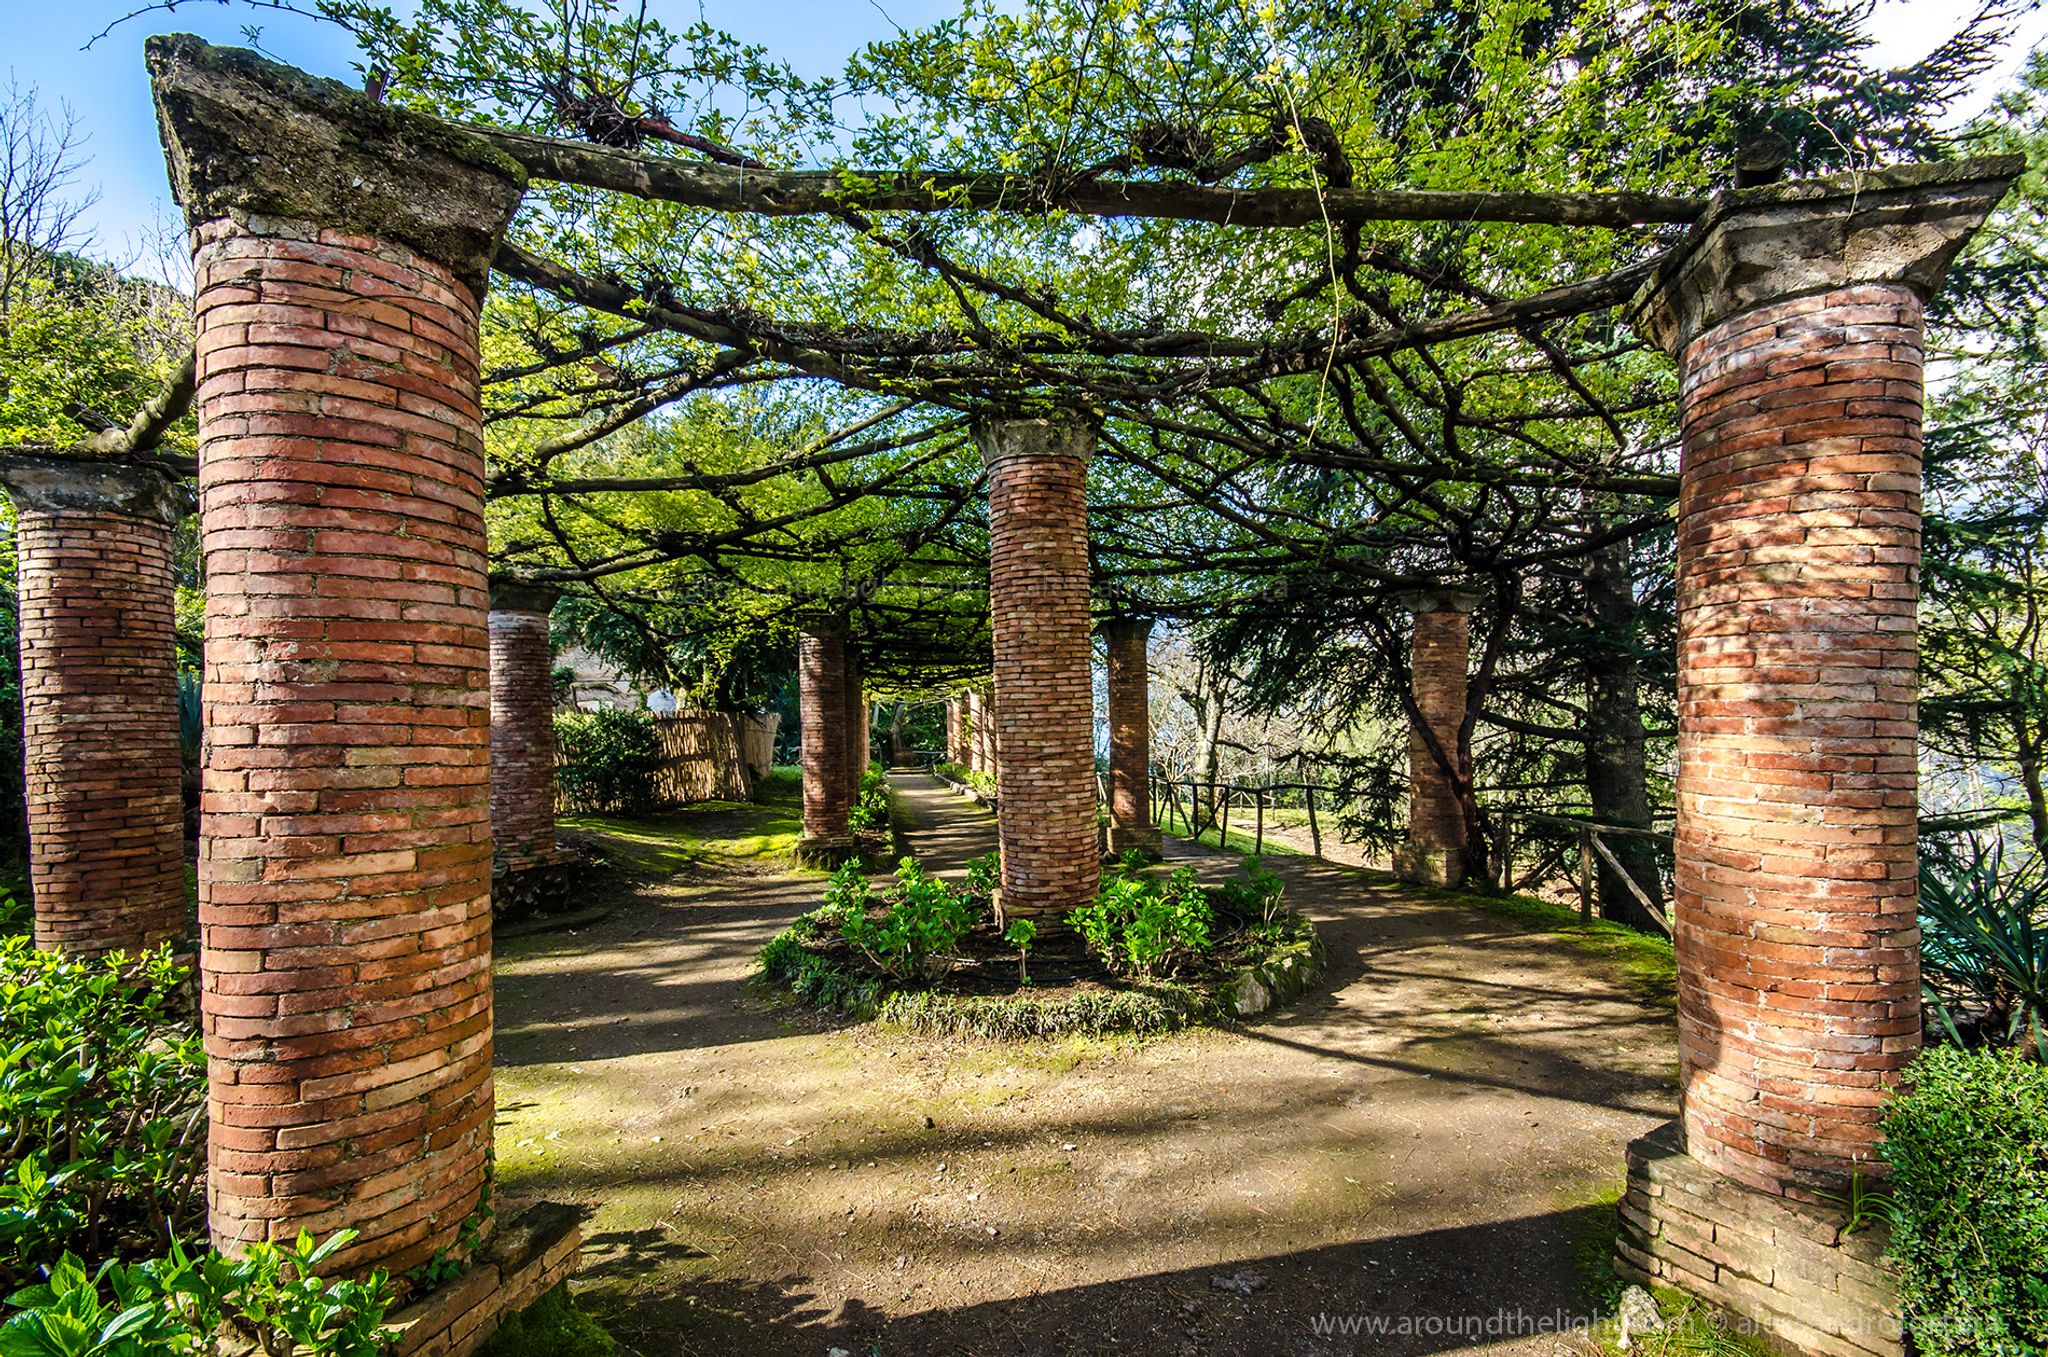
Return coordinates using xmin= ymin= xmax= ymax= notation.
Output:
xmin=1219 ymin=854 xmax=1286 ymax=924
xmin=1882 ymin=1045 xmax=2048 ymax=1356
xmin=849 ymin=765 xmax=890 ymax=832
xmin=1071 ymin=865 xmax=1214 ymax=980
xmin=0 ymin=938 xmax=203 ymax=1292
xmin=838 ymin=858 xmax=980 ymax=984
xmin=0 ymin=1230 xmax=395 ymax=1356
xmin=554 ymin=709 xmax=665 ymax=815
xmin=934 ymin=762 xmax=997 ymax=798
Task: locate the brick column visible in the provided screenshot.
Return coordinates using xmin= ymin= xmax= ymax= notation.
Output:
xmin=1611 ymin=161 xmax=2019 ymax=1356
xmin=1393 ymin=588 xmax=1478 ymax=888
xmin=0 ymin=457 xmax=188 ymax=956
xmin=845 ymin=647 xmax=870 ymax=776
xmin=152 ymin=35 xmax=526 ymax=1275
xmin=1101 ymin=616 xmax=1161 ymax=859
xmin=977 ymin=418 xmax=1100 ymax=922
xmin=795 ymin=624 xmax=855 ymax=864
xmin=964 ymin=688 xmax=992 ymax=776
xmin=489 ymin=580 xmax=574 ymax=918
xmin=944 ymin=699 xmax=965 ymax=766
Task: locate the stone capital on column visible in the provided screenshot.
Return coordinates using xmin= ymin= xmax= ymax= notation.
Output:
xmin=974 ymin=415 xmax=1096 ymax=469
xmin=148 ymin=34 xmax=527 ymax=292
xmin=1391 ymin=585 xmax=1483 ymax=617
xmin=0 ymin=455 xmax=188 ymax=526
xmin=489 ymin=577 xmax=563 ymax=617
xmin=1629 ymin=157 xmax=2022 ymax=356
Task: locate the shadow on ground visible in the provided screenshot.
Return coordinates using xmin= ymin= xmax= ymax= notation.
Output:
xmin=490 ymin=773 xmax=1676 ymax=1357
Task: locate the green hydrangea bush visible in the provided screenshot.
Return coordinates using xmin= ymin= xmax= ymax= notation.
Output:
xmin=759 ymin=851 xmax=1322 ymax=1037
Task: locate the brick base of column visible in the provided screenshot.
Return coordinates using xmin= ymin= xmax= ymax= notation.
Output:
xmin=491 ymin=846 xmax=583 ymax=923
xmin=793 ymin=834 xmax=861 ymax=869
xmin=385 ymin=1203 xmax=582 ymax=1357
xmin=1392 ymin=844 xmax=1465 ymax=888
xmin=1617 ymin=1123 xmax=1900 ymax=1357
xmin=1105 ymin=823 xmax=1162 ymax=859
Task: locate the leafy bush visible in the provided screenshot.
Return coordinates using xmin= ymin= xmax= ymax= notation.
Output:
xmin=1071 ymin=865 xmax=1214 ymax=980
xmin=849 ymin=765 xmax=890 ymax=832
xmin=934 ymin=762 xmax=997 ymax=798
xmin=0 ymin=938 xmax=203 ymax=1292
xmin=838 ymin=858 xmax=981 ymax=984
xmin=1219 ymin=854 xmax=1286 ymax=924
xmin=1919 ymin=840 xmax=2048 ymax=1053
xmin=1 ymin=1230 xmax=394 ymax=1356
xmin=1882 ymin=1045 xmax=2048 ymax=1356
xmin=963 ymin=852 xmax=999 ymax=907
xmin=555 ymin=710 xmax=665 ymax=815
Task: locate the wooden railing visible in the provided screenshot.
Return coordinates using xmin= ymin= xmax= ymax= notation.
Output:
xmin=1498 ymin=810 xmax=1674 ymax=935
xmin=1147 ymin=775 xmax=1340 ymax=858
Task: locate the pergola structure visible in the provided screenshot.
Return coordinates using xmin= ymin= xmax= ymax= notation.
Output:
xmin=0 ymin=32 xmax=2021 ymax=1357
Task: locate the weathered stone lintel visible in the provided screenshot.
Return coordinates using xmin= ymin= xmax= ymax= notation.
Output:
xmin=0 ymin=455 xmax=188 ymax=525
xmin=147 ymin=34 xmax=527 ymax=292
xmin=1630 ymin=156 xmax=2024 ymax=355
xmin=488 ymin=579 xmax=564 ymax=616
xmin=1391 ymin=584 xmax=1484 ymax=616
xmin=1616 ymin=1123 xmax=1901 ymax=1357
xmin=973 ymin=415 xmax=1096 ymax=468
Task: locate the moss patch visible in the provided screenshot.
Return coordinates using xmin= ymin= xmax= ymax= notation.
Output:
xmin=483 ymin=1284 xmax=616 ymax=1357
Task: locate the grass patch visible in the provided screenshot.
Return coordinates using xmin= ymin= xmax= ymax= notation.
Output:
xmin=561 ymin=800 xmax=803 ymax=876
xmin=1159 ymin=819 xmax=1307 ymax=857
xmin=1588 ymin=1289 xmax=1780 ymax=1357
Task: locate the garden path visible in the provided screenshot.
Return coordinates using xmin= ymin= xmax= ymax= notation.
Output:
xmin=490 ymin=774 xmax=1679 ymax=1356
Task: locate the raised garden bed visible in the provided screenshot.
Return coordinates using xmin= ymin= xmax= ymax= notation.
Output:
xmin=758 ymin=860 xmax=1324 ymax=1038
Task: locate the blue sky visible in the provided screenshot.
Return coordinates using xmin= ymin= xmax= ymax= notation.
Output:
xmin=6 ymin=0 xmax=2045 ymax=273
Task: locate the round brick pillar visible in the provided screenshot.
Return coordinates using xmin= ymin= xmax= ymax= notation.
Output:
xmin=977 ymin=418 xmax=1101 ymax=922
xmin=152 ymin=35 xmax=526 ymax=1273
xmin=1671 ymin=287 xmax=1928 ymax=1195
xmin=1102 ymin=617 xmax=1161 ymax=859
xmin=1629 ymin=161 xmax=2021 ymax=1199
xmin=487 ymin=581 xmax=573 ymax=917
xmin=1393 ymin=589 xmax=1477 ymax=888
xmin=796 ymin=624 xmax=855 ymax=861
xmin=0 ymin=458 xmax=188 ymax=956
xmin=845 ymin=648 xmax=870 ymax=776
xmin=944 ymin=699 xmax=965 ymax=766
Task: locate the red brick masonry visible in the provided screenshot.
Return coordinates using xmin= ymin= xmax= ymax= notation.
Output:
xmin=488 ymin=585 xmax=561 ymax=863
xmin=1102 ymin=617 xmax=1161 ymax=858
xmin=191 ymin=218 xmax=499 ymax=1274
xmin=978 ymin=419 xmax=1101 ymax=921
xmin=1672 ymin=285 xmax=1926 ymax=1198
xmin=798 ymin=625 xmax=854 ymax=854
xmin=3 ymin=463 xmax=188 ymax=955
xmin=1394 ymin=592 xmax=1473 ymax=888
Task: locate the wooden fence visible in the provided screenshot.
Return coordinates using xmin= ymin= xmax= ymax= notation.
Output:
xmin=645 ymin=711 xmax=780 ymax=805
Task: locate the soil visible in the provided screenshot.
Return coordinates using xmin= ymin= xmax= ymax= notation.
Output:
xmin=492 ymin=773 xmax=1680 ymax=1357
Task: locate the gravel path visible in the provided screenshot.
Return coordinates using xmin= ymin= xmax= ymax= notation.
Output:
xmin=491 ymin=775 xmax=1678 ymax=1357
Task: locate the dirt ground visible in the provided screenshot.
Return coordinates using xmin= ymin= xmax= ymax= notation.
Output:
xmin=491 ymin=774 xmax=1679 ymax=1357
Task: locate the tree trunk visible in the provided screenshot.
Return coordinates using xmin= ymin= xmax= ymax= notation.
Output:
xmin=1584 ymin=533 xmax=1666 ymax=930
xmin=2013 ymin=707 xmax=2048 ymax=857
